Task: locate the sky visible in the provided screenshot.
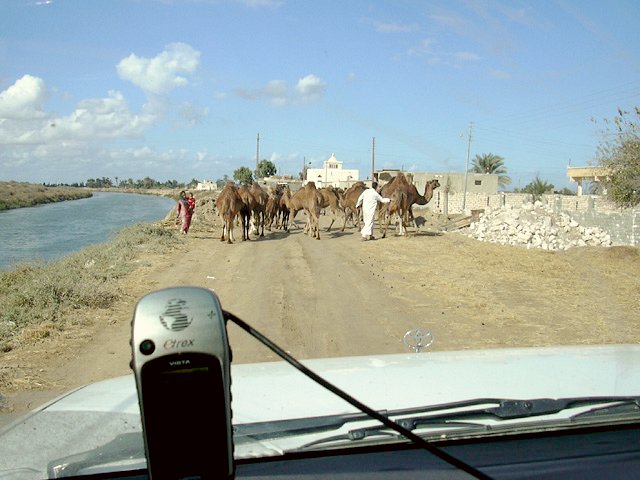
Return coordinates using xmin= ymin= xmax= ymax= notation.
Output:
xmin=1 ymin=0 xmax=639 ymax=190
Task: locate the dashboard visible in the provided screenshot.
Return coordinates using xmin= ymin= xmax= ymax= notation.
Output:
xmin=68 ymin=421 xmax=640 ymax=479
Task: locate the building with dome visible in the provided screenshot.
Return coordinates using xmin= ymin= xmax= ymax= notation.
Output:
xmin=305 ymin=153 xmax=359 ymax=188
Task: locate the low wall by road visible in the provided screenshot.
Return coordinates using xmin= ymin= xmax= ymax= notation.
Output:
xmin=428 ymin=191 xmax=639 ymax=246
xmin=567 ymin=209 xmax=639 ymax=246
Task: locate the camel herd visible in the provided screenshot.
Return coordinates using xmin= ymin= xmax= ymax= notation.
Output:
xmin=214 ymin=173 xmax=440 ymax=243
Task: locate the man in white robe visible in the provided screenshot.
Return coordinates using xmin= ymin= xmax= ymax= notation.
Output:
xmin=355 ymin=182 xmax=390 ymax=241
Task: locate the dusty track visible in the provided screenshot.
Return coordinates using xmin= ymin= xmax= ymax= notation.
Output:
xmin=2 ymin=212 xmax=639 ymax=423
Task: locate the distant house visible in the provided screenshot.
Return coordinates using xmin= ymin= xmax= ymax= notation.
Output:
xmin=195 ymin=179 xmax=217 ymax=191
xmin=376 ymin=169 xmax=499 ymax=195
xmin=567 ymin=166 xmax=610 ymax=195
xmin=306 ymin=153 xmax=359 ymax=188
xmin=259 ymin=175 xmax=304 ymax=192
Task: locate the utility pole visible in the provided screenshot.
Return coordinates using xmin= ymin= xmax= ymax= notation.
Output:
xmin=256 ymin=133 xmax=260 ymax=174
xmin=462 ymin=122 xmax=473 ymax=212
xmin=371 ymin=137 xmax=375 ymax=181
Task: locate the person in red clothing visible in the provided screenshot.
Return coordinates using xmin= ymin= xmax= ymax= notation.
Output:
xmin=187 ymin=192 xmax=196 ymax=212
xmin=176 ymin=190 xmax=193 ymax=234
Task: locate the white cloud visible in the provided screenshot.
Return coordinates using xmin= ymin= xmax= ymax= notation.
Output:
xmin=0 ymin=76 xmax=157 ymax=146
xmin=407 ymin=39 xmax=435 ymax=56
xmin=263 ymin=80 xmax=289 ymax=106
xmin=45 ymin=91 xmax=157 ymax=141
xmin=0 ymin=74 xmax=48 ymax=120
xmin=455 ymin=51 xmax=481 ymax=62
xmin=296 ymin=74 xmax=327 ymax=103
xmin=0 ymin=51 xmax=200 ymax=181
xmin=428 ymin=13 xmax=469 ymax=31
xmin=116 ymin=43 xmax=200 ymax=95
xmin=237 ymin=0 xmax=283 ymax=7
xmin=177 ymin=102 xmax=210 ymax=126
xmin=236 ymin=74 xmax=327 ymax=106
xmin=235 ymin=79 xmax=287 ymax=106
xmin=488 ymin=68 xmax=511 ymax=79
xmin=374 ymin=21 xmax=417 ymax=33
xmin=406 ymin=39 xmax=482 ymax=67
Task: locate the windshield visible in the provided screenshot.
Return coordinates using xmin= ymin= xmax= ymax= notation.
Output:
xmin=1 ymin=1 xmax=639 ymax=479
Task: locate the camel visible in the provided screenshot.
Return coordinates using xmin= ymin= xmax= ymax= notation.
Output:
xmin=278 ymin=186 xmax=292 ymax=230
xmin=264 ymin=184 xmax=283 ymax=231
xmin=237 ymin=184 xmax=256 ymax=241
xmin=379 ymin=174 xmax=440 ymax=237
xmin=286 ymin=182 xmax=323 ymax=239
xmin=317 ymin=186 xmax=344 ymax=232
xmin=215 ymin=183 xmax=245 ymax=244
xmin=249 ymin=182 xmax=269 ymax=237
xmin=340 ymin=181 xmax=367 ymax=231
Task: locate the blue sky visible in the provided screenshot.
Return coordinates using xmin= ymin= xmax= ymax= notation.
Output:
xmin=1 ymin=0 xmax=639 ymax=190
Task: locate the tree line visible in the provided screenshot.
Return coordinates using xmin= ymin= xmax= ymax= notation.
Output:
xmin=54 ymin=107 xmax=640 ymax=209
xmin=51 ymin=177 xmax=201 ymax=189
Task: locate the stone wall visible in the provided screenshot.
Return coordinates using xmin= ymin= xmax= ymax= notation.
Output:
xmin=429 ymin=192 xmax=639 ymax=246
xmin=567 ymin=209 xmax=639 ymax=246
xmin=464 ymin=202 xmax=613 ymax=250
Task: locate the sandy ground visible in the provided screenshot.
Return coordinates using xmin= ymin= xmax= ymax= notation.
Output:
xmin=1 ymin=210 xmax=639 ymax=424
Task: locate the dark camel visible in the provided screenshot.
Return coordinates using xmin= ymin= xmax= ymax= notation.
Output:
xmin=340 ymin=181 xmax=367 ymax=231
xmin=215 ymin=182 xmax=245 ymax=244
xmin=379 ymin=173 xmax=440 ymax=237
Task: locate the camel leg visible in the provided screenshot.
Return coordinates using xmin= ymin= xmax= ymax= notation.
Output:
xmin=379 ymin=207 xmax=388 ymax=238
xmin=288 ymin=209 xmax=301 ymax=231
xmin=326 ymin=212 xmax=336 ymax=232
xmin=341 ymin=208 xmax=351 ymax=231
xmin=313 ymin=214 xmax=321 ymax=239
xmin=285 ymin=212 xmax=290 ymax=229
xmin=242 ymin=216 xmax=249 ymax=241
xmin=410 ymin=210 xmax=419 ymax=231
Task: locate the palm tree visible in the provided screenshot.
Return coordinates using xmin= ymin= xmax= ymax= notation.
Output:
xmin=523 ymin=176 xmax=554 ymax=202
xmin=470 ymin=153 xmax=512 ymax=187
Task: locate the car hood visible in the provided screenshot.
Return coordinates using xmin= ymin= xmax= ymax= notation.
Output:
xmin=1 ymin=344 xmax=640 ymax=478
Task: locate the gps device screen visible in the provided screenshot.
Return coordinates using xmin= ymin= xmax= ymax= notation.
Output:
xmin=139 ymin=352 xmax=232 ymax=479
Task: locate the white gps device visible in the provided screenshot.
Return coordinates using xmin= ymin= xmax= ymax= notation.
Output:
xmin=130 ymin=287 xmax=234 ymax=480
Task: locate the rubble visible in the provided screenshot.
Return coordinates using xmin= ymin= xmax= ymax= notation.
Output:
xmin=462 ymin=202 xmax=612 ymax=251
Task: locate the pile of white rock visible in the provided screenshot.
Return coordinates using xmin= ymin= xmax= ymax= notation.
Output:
xmin=463 ymin=202 xmax=612 ymax=250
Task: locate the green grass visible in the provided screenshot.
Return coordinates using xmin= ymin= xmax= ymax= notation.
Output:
xmin=0 ymin=181 xmax=92 ymax=210
xmin=0 ymin=223 xmax=179 ymax=352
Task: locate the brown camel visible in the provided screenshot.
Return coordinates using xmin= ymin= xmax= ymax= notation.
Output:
xmin=318 ymin=186 xmax=344 ymax=232
xmin=340 ymin=181 xmax=367 ymax=231
xmin=287 ymin=182 xmax=322 ymax=239
xmin=379 ymin=174 xmax=440 ymax=237
xmin=237 ymin=184 xmax=256 ymax=241
xmin=278 ymin=186 xmax=292 ymax=230
xmin=249 ymin=182 xmax=269 ymax=237
xmin=215 ymin=183 xmax=245 ymax=244
xmin=265 ymin=184 xmax=283 ymax=231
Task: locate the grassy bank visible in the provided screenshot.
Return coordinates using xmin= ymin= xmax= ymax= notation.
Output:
xmin=0 ymin=181 xmax=92 ymax=210
xmin=0 ymin=222 xmax=180 ymax=353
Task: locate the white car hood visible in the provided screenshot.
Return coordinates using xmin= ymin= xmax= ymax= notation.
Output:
xmin=1 ymin=344 xmax=639 ymax=477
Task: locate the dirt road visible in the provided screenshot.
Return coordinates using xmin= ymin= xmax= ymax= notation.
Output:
xmin=2 ymin=212 xmax=639 ymax=420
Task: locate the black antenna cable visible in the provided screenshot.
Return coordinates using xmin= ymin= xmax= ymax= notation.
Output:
xmin=224 ymin=310 xmax=492 ymax=480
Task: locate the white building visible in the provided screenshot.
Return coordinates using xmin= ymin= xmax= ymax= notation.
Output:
xmin=195 ymin=179 xmax=217 ymax=191
xmin=305 ymin=153 xmax=359 ymax=188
